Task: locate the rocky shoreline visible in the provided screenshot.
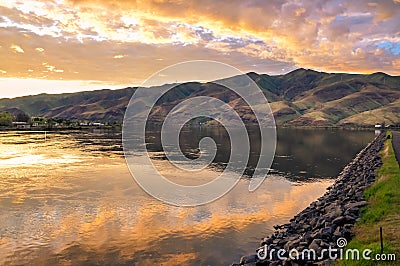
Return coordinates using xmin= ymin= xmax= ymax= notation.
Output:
xmin=234 ymin=132 xmax=386 ymax=266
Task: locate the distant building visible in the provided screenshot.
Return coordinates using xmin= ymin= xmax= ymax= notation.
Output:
xmin=92 ymin=122 xmax=105 ymax=126
xmin=12 ymin=121 xmax=30 ymax=129
xmin=31 ymin=117 xmax=47 ymax=127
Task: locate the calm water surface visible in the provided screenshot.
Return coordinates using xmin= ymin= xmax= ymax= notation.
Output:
xmin=0 ymin=128 xmax=374 ymax=265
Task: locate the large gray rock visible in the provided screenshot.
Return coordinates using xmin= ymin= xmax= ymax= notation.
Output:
xmin=239 ymin=254 xmax=258 ymax=265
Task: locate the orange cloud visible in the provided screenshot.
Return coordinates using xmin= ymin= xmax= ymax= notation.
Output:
xmin=10 ymin=44 xmax=24 ymax=53
xmin=0 ymin=0 xmax=398 ymax=95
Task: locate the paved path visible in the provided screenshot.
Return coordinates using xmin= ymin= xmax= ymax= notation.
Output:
xmin=392 ymin=131 xmax=400 ymax=165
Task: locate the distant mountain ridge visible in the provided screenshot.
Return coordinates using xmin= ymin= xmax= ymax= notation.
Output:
xmin=1 ymin=68 xmax=399 ymax=126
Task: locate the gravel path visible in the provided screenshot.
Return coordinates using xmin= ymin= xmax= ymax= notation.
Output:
xmin=392 ymin=131 xmax=400 ymax=165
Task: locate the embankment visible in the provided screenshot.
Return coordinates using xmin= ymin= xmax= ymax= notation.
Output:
xmin=234 ymin=132 xmax=386 ymax=266
xmin=339 ymin=131 xmax=400 ymax=265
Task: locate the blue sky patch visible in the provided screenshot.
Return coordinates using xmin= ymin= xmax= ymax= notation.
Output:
xmin=377 ymin=41 xmax=400 ymax=56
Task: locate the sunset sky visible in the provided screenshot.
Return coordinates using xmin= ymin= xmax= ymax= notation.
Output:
xmin=0 ymin=0 xmax=399 ymax=98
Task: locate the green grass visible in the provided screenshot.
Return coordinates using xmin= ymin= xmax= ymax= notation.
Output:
xmin=339 ymin=131 xmax=400 ymax=265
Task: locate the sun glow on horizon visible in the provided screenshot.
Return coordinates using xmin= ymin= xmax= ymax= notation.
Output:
xmin=0 ymin=78 xmax=135 ymax=99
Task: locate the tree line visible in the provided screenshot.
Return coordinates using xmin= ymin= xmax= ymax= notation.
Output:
xmin=0 ymin=111 xmax=30 ymax=126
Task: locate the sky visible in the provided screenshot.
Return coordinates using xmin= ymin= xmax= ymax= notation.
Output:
xmin=0 ymin=0 xmax=399 ymax=98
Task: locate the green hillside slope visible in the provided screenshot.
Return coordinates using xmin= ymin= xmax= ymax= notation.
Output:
xmin=0 ymin=69 xmax=399 ymax=126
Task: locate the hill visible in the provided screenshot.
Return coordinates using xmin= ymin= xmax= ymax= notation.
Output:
xmin=0 ymin=69 xmax=399 ymax=126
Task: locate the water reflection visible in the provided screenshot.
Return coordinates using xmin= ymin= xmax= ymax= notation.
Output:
xmin=146 ymin=126 xmax=373 ymax=180
xmin=0 ymin=129 xmax=374 ymax=265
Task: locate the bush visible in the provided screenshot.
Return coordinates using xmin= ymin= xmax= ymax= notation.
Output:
xmin=0 ymin=112 xmax=13 ymax=126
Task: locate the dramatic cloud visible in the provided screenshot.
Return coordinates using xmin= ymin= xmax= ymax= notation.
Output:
xmin=10 ymin=44 xmax=24 ymax=53
xmin=0 ymin=0 xmax=399 ymax=96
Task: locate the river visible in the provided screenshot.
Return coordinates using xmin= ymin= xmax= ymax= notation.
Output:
xmin=0 ymin=128 xmax=374 ymax=265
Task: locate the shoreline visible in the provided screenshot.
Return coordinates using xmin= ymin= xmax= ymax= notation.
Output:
xmin=0 ymin=125 xmax=122 ymax=132
xmin=340 ymin=131 xmax=400 ymax=265
xmin=0 ymin=125 xmax=397 ymax=132
xmin=234 ymin=132 xmax=386 ymax=266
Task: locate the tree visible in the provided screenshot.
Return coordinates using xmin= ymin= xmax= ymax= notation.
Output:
xmin=16 ymin=112 xmax=31 ymax=122
xmin=0 ymin=112 xmax=13 ymax=126
xmin=46 ymin=118 xmax=54 ymax=129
